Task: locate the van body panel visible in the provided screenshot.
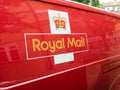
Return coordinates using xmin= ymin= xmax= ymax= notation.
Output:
xmin=0 ymin=0 xmax=120 ymax=90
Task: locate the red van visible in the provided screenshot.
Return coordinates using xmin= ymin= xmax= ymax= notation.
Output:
xmin=0 ymin=0 xmax=120 ymax=90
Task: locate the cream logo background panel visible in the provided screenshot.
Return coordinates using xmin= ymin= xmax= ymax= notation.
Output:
xmin=48 ymin=9 xmax=71 ymax=34
xmin=48 ymin=9 xmax=74 ymax=64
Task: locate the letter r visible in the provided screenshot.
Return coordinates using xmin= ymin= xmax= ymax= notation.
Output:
xmin=32 ymin=39 xmax=41 ymax=52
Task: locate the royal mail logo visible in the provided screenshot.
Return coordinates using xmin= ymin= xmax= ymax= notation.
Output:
xmin=48 ymin=10 xmax=71 ymax=34
xmin=24 ymin=33 xmax=88 ymax=60
xmin=53 ymin=13 xmax=66 ymax=30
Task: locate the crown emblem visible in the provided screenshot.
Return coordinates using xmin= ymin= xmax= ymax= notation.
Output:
xmin=53 ymin=13 xmax=66 ymax=30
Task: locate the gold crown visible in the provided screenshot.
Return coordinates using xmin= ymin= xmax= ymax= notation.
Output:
xmin=53 ymin=13 xmax=66 ymax=30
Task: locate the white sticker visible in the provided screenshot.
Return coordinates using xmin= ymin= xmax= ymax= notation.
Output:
xmin=54 ymin=53 xmax=74 ymax=64
xmin=48 ymin=9 xmax=71 ymax=34
xmin=48 ymin=9 xmax=74 ymax=64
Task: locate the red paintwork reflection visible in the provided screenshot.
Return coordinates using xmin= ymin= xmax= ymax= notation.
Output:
xmin=0 ymin=0 xmax=120 ymax=90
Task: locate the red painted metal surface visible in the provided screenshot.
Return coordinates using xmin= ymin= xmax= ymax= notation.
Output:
xmin=0 ymin=0 xmax=120 ymax=90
